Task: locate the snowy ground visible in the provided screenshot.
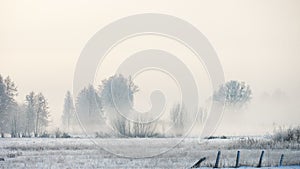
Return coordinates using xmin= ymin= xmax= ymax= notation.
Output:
xmin=0 ymin=138 xmax=299 ymax=169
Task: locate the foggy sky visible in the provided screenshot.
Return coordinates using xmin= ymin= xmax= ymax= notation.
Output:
xmin=0 ymin=0 xmax=299 ymax=135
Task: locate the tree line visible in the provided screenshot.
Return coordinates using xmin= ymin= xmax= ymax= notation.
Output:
xmin=0 ymin=74 xmax=49 ymax=137
xmin=62 ymin=75 xmax=252 ymax=138
xmin=0 ymin=73 xmax=252 ymax=138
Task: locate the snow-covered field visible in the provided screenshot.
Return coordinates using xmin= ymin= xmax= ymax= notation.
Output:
xmin=0 ymin=138 xmax=299 ymax=169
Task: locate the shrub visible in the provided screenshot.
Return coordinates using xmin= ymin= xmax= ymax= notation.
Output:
xmin=55 ymin=128 xmax=62 ymax=138
xmin=40 ymin=131 xmax=50 ymax=138
xmin=273 ymin=126 xmax=300 ymax=143
xmin=61 ymin=132 xmax=71 ymax=138
xmin=95 ymin=132 xmax=112 ymax=138
xmin=205 ymin=136 xmax=228 ymax=140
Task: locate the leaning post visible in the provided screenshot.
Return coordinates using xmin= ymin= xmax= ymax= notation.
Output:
xmin=214 ymin=151 xmax=221 ymax=168
xmin=235 ymin=150 xmax=240 ymax=168
xmin=257 ymin=150 xmax=264 ymax=168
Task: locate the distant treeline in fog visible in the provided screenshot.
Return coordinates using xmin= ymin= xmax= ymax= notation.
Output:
xmin=0 ymin=73 xmax=252 ymax=138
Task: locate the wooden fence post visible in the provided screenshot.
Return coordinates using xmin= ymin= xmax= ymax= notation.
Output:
xmin=257 ymin=150 xmax=264 ymax=168
xmin=191 ymin=157 xmax=206 ymax=168
xmin=214 ymin=151 xmax=221 ymax=168
xmin=279 ymin=154 xmax=284 ymax=167
xmin=235 ymin=150 xmax=240 ymax=168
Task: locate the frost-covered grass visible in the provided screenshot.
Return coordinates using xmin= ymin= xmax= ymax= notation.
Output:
xmin=226 ymin=137 xmax=300 ymax=150
xmin=0 ymin=137 xmax=299 ymax=168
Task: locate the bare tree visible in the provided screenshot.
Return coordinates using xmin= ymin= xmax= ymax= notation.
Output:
xmin=213 ymin=80 xmax=252 ymax=109
xmin=170 ymin=103 xmax=188 ymax=137
xmin=62 ymin=91 xmax=75 ymax=132
xmin=9 ymin=102 xmax=23 ymax=138
xmin=130 ymin=115 xmax=157 ymax=137
xmin=34 ymin=93 xmax=50 ymax=137
xmin=24 ymin=92 xmax=36 ymax=137
xmin=76 ymin=85 xmax=104 ymax=133
xmin=0 ymin=75 xmax=18 ymax=137
xmin=100 ymin=74 xmax=139 ymax=137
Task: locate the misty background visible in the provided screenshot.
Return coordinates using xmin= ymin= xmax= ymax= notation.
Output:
xmin=0 ymin=0 xmax=299 ymax=136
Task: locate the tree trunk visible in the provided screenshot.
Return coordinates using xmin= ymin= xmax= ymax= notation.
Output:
xmin=67 ymin=115 xmax=70 ymax=133
xmin=35 ymin=110 xmax=40 ymax=137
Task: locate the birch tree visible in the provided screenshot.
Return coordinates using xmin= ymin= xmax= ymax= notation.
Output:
xmin=62 ymin=91 xmax=75 ymax=132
